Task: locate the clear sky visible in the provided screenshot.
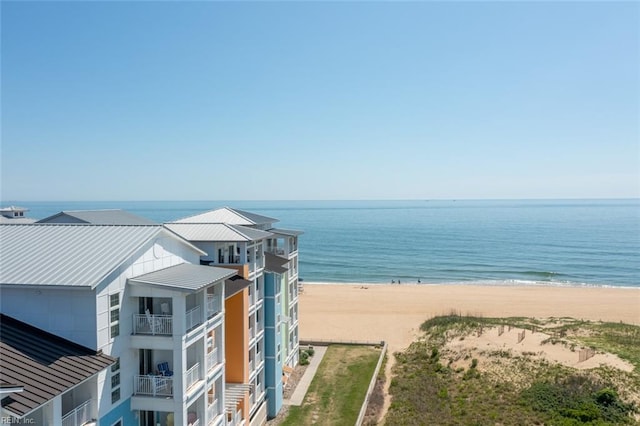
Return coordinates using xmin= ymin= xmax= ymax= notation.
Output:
xmin=1 ymin=1 xmax=638 ymax=201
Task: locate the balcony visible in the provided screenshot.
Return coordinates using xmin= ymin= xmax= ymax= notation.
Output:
xmin=186 ymin=306 xmax=202 ymax=331
xmin=61 ymin=400 xmax=93 ymax=426
xmin=207 ymin=347 xmax=221 ymax=372
xmin=227 ymin=409 xmax=243 ymax=426
xmin=186 ymin=363 xmax=201 ymax=390
xmin=133 ymin=314 xmax=172 ymax=336
xmin=134 ymin=375 xmax=173 ymax=397
xmin=266 ymin=246 xmax=285 ymax=256
xmin=207 ymin=295 xmax=222 ymax=319
xmin=207 ymin=396 xmax=221 ymax=425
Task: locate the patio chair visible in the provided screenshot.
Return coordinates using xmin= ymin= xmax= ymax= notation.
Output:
xmin=158 ymin=361 xmax=173 ymax=376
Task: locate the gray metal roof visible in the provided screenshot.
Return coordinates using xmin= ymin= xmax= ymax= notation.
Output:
xmin=0 ymin=314 xmax=115 ymax=418
xmin=0 ymin=224 xmax=166 ymax=288
xmin=128 ymin=263 xmax=236 ymax=292
xmin=269 ymin=227 xmax=304 ymax=237
xmin=0 ymin=217 xmax=36 ymax=224
xmin=173 ymin=207 xmax=278 ymax=226
xmin=225 ymin=275 xmax=252 ymax=299
xmin=37 ymin=209 xmax=157 ymax=225
xmin=264 ymin=252 xmax=289 ymax=274
xmin=164 ymin=223 xmax=273 ymax=242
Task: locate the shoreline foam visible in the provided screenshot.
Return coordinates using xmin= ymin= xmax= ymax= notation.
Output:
xmin=303 ymin=280 xmax=640 ymax=290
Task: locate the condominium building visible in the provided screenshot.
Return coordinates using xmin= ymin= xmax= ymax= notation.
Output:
xmin=0 ymin=207 xmax=302 ymax=425
xmin=166 ymin=207 xmax=302 ymax=420
xmin=0 ymin=222 xmax=234 ymax=426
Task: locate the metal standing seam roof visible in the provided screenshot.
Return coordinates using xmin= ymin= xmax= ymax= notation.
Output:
xmin=164 ymin=223 xmax=273 ymax=242
xmin=172 ymin=207 xmax=278 ymax=226
xmin=128 ymin=263 xmax=236 ymax=292
xmin=37 ymin=209 xmax=158 ymax=225
xmin=268 ymin=227 xmax=304 ymax=237
xmin=0 ymin=224 xmax=204 ymax=288
xmin=0 ymin=314 xmax=115 ymax=418
xmin=264 ymin=252 xmax=289 ymax=274
xmin=224 ymin=275 xmax=252 ymax=299
xmin=0 ymin=217 xmax=36 ymax=224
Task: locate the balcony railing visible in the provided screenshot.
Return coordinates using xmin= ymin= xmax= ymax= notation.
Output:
xmin=186 ymin=306 xmax=202 ymax=331
xmin=133 ymin=314 xmax=172 ymax=335
xmin=61 ymin=399 xmax=92 ymax=426
xmin=228 ymin=409 xmax=242 ymax=426
xmin=207 ymin=397 xmax=220 ymax=425
xmin=267 ymin=247 xmax=285 ymax=256
xmin=207 ymin=295 xmax=222 ymax=319
xmin=134 ymin=375 xmax=173 ymax=397
xmin=207 ymin=347 xmax=220 ymax=371
xmin=186 ymin=363 xmax=201 ymax=390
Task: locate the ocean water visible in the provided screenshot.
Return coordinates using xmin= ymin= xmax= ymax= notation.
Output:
xmin=7 ymin=199 xmax=640 ymax=288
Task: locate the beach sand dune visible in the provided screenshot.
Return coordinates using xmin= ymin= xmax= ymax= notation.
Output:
xmin=299 ymin=283 xmax=640 ymax=422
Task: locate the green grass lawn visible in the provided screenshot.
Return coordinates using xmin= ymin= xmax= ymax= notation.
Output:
xmin=281 ymin=344 xmax=381 ymax=426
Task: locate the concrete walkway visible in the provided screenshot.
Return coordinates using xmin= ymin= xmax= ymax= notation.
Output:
xmin=284 ymin=345 xmax=328 ymax=406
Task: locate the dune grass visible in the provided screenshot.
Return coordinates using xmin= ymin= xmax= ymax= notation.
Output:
xmin=281 ymin=344 xmax=381 ymax=426
xmin=385 ymin=314 xmax=640 ymax=425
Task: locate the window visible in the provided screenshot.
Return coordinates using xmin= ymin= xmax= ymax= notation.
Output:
xmin=111 ymin=420 xmax=122 ymax=426
xmin=110 ymin=293 xmax=120 ymax=338
xmin=111 ymin=357 xmax=121 ymax=404
xmin=111 ymin=388 xmax=120 ymax=404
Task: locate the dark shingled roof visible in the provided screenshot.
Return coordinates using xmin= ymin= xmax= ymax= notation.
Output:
xmin=0 ymin=314 xmax=115 ymax=417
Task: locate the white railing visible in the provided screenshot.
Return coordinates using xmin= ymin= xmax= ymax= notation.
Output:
xmin=133 ymin=314 xmax=172 ymax=335
xmin=186 ymin=306 xmax=202 ymax=331
xmin=61 ymin=399 xmax=92 ymax=426
xmin=134 ymin=375 xmax=173 ymax=397
xmin=207 ymin=347 xmax=220 ymax=371
xmin=267 ymin=247 xmax=285 ymax=256
xmin=190 ymin=419 xmax=200 ymax=426
xmin=207 ymin=295 xmax=221 ymax=318
xmin=207 ymin=397 xmax=220 ymax=424
xmin=186 ymin=363 xmax=201 ymax=390
xmin=228 ymin=409 xmax=242 ymax=426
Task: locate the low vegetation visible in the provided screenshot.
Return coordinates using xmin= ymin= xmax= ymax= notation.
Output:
xmin=281 ymin=344 xmax=380 ymax=426
xmin=385 ymin=313 xmax=640 ymax=425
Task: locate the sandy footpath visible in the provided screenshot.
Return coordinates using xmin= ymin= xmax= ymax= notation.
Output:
xmin=298 ymin=283 xmax=640 ymax=354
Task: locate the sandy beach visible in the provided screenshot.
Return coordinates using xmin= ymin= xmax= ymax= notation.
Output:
xmin=299 ymin=283 xmax=640 ymax=353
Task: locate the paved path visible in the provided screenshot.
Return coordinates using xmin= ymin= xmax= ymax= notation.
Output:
xmin=284 ymin=345 xmax=328 ymax=406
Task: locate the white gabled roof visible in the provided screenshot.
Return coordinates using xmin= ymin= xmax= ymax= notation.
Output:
xmin=172 ymin=207 xmax=278 ymax=226
xmin=0 ymin=224 xmax=203 ymax=288
xmin=164 ymin=223 xmax=273 ymax=242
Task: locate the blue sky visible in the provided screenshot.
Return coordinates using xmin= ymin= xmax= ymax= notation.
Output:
xmin=1 ymin=1 xmax=638 ymax=201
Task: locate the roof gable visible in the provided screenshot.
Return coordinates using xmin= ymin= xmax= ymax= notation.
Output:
xmin=37 ymin=209 xmax=157 ymax=225
xmin=172 ymin=207 xmax=278 ymax=226
xmin=164 ymin=223 xmax=273 ymax=242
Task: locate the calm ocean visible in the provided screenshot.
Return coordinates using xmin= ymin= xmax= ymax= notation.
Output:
xmin=7 ymin=199 xmax=640 ymax=288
